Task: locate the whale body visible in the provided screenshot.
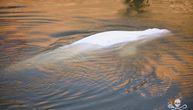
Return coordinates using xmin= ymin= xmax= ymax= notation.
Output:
xmin=6 ymin=28 xmax=171 ymax=71
xmin=71 ymin=28 xmax=170 ymax=48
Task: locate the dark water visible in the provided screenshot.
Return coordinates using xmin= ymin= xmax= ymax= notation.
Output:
xmin=0 ymin=0 xmax=193 ymax=110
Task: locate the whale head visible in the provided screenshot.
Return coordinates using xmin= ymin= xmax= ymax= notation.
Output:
xmin=134 ymin=28 xmax=171 ymax=43
xmin=142 ymin=28 xmax=170 ymax=37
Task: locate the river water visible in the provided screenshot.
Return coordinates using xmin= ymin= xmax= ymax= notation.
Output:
xmin=0 ymin=0 xmax=193 ymax=110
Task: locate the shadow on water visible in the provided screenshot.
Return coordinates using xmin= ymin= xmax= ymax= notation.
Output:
xmin=123 ymin=0 xmax=150 ymax=14
xmin=0 ymin=6 xmax=26 ymax=9
xmin=50 ymin=30 xmax=96 ymax=38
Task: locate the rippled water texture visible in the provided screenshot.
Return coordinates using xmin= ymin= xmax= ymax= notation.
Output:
xmin=0 ymin=0 xmax=193 ymax=110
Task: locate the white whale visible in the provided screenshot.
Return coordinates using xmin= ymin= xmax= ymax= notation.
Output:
xmin=49 ymin=28 xmax=171 ymax=59
xmin=71 ymin=28 xmax=170 ymax=48
xmin=7 ymin=28 xmax=171 ymax=71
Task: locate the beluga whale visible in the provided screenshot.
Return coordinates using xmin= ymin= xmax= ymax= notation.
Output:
xmin=72 ymin=28 xmax=170 ymax=48
xmin=6 ymin=28 xmax=171 ymax=71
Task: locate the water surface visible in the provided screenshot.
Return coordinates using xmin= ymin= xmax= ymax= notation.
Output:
xmin=0 ymin=0 xmax=193 ymax=110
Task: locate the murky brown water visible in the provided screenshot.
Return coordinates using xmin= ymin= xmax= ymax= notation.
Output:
xmin=0 ymin=0 xmax=193 ymax=110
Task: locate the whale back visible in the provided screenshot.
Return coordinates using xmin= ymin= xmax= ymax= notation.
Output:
xmin=72 ymin=28 xmax=170 ymax=47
